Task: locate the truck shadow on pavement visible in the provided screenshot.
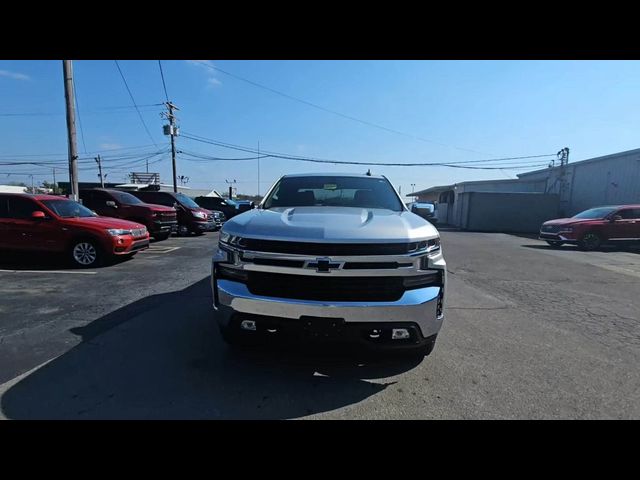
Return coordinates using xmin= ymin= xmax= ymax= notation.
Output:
xmin=0 ymin=251 xmax=135 ymax=270
xmin=1 ymin=278 xmax=421 ymax=419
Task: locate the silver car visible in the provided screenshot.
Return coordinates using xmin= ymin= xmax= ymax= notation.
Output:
xmin=211 ymin=173 xmax=446 ymax=357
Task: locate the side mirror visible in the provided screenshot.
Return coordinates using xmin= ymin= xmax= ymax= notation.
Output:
xmin=106 ymin=200 xmax=117 ymax=208
xmin=31 ymin=211 xmax=46 ymax=220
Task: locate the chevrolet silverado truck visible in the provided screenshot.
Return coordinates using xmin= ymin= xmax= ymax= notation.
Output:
xmin=211 ymin=173 xmax=446 ymax=357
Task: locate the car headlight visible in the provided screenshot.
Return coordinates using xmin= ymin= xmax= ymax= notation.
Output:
xmin=192 ymin=211 xmax=207 ymax=219
xmin=106 ymin=228 xmax=133 ymax=236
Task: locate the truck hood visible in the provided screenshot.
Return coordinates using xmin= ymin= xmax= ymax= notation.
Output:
xmin=222 ymin=207 xmax=438 ymax=243
xmin=62 ymin=216 xmax=146 ymax=229
xmin=139 ymin=202 xmax=176 ymax=213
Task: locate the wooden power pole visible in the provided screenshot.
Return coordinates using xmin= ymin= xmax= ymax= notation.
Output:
xmin=63 ymin=60 xmax=79 ymax=200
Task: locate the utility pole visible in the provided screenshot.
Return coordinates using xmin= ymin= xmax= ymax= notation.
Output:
xmin=95 ymin=155 xmax=104 ymax=187
xmin=411 ymin=183 xmax=416 ymax=195
xmin=162 ymin=102 xmax=180 ymax=193
xmin=226 ymin=179 xmax=236 ymax=200
xmin=52 ymin=168 xmax=57 ymax=194
xmin=257 ymin=140 xmax=260 ymax=197
xmin=30 ymin=174 xmax=34 ymax=194
xmin=557 ymin=147 xmax=570 ymax=216
xmin=63 ymin=60 xmax=79 ymax=200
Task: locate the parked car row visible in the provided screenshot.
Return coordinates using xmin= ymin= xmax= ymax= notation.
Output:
xmin=540 ymin=204 xmax=640 ymax=250
xmin=0 ymin=189 xmax=241 ymax=268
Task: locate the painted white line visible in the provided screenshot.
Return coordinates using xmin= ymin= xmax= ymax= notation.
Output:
xmin=139 ymin=246 xmax=181 ymax=254
xmin=0 ymin=269 xmax=97 ymax=275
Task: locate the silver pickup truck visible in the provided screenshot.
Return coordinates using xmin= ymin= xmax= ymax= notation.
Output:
xmin=211 ymin=173 xmax=446 ymax=357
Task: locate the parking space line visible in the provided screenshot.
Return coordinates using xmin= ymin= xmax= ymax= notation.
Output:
xmin=0 ymin=269 xmax=97 ymax=275
xmin=139 ymin=246 xmax=181 ymax=254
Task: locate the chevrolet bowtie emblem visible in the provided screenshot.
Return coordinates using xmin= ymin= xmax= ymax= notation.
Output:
xmin=305 ymin=257 xmax=343 ymax=273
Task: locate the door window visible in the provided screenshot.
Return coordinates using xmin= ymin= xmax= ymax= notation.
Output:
xmin=7 ymin=197 xmax=38 ymax=219
xmin=619 ymin=208 xmax=640 ymax=219
xmin=0 ymin=197 xmax=8 ymax=218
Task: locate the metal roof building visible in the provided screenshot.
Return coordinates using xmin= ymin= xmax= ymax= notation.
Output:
xmin=517 ymin=147 xmax=640 ymax=216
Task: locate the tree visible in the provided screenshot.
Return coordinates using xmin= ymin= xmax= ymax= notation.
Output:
xmin=41 ymin=181 xmax=59 ymax=194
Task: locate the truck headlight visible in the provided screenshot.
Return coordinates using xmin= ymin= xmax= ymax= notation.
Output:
xmin=219 ymin=232 xmax=245 ymax=247
xmin=192 ymin=211 xmax=207 ymax=219
xmin=106 ymin=229 xmax=133 ymax=236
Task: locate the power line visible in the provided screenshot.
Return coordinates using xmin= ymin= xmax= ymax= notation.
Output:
xmin=189 ymin=60 xmax=493 ymax=156
xmin=72 ymin=75 xmax=88 ymax=153
xmin=114 ymin=60 xmax=158 ymax=147
xmin=158 ymin=60 xmax=169 ymax=102
xmin=180 ymin=132 xmax=556 ymax=169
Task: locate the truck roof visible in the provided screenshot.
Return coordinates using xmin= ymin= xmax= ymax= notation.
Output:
xmin=281 ymin=172 xmax=386 ymax=179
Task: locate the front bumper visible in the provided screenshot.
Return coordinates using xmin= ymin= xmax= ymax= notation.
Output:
xmin=112 ymin=237 xmax=150 ymax=254
xmin=539 ymin=232 xmax=577 ymax=243
xmin=152 ymin=220 xmax=178 ymax=233
xmin=212 ymin=276 xmax=444 ymax=342
xmin=193 ymin=220 xmax=219 ymax=231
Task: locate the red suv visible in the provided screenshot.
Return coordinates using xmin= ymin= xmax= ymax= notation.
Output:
xmin=540 ymin=205 xmax=640 ymax=250
xmin=0 ymin=193 xmax=150 ymax=267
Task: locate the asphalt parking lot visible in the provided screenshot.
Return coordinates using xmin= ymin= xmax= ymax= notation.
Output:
xmin=1 ymin=230 xmax=639 ymax=419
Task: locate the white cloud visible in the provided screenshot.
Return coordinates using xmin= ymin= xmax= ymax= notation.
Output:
xmin=0 ymin=69 xmax=31 ymax=81
xmin=186 ymin=60 xmax=222 ymax=88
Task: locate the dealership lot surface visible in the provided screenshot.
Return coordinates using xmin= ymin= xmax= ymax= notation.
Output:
xmin=1 ymin=231 xmax=639 ymax=419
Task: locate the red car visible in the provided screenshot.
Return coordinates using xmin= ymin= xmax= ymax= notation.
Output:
xmin=540 ymin=205 xmax=640 ymax=250
xmin=0 ymin=193 xmax=150 ymax=267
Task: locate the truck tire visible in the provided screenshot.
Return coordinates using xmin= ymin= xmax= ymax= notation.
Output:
xmin=69 ymin=238 xmax=104 ymax=268
xmin=546 ymin=241 xmax=564 ymax=248
xmin=578 ymin=232 xmax=602 ymax=251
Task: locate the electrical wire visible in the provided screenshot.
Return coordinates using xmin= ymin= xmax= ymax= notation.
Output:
xmin=158 ymin=60 xmax=169 ymax=103
xmin=72 ymin=74 xmax=88 ymax=153
xmin=180 ymin=132 xmax=556 ymax=169
xmin=114 ymin=60 xmax=159 ymax=147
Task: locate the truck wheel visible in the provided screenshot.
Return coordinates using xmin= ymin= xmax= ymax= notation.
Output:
xmin=69 ymin=239 xmax=103 ymax=268
xmin=177 ymin=225 xmax=190 ymax=237
xmin=154 ymin=231 xmax=171 ymax=241
xmin=546 ymin=241 xmax=564 ymax=248
xmin=578 ymin=232 xmax=602 ymax=251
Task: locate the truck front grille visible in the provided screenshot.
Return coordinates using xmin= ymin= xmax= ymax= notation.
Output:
xmin=245 ymin=271 xmax=405 ymax=302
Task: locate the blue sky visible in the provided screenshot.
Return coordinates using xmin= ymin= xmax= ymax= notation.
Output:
xmin=2 ymin=60 xmax=640 ymax=196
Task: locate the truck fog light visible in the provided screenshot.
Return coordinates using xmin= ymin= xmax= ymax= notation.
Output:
xmin=240 ymin=320 xmax=257 ymax=331
xmin=369 ymin=329 xmax=382 ymax=339
xmin=392 ymin=328 xmax=410 ymax=340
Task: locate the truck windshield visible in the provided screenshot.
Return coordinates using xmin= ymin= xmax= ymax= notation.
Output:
xmin=263 ymin=176 xmax=404 ymax=211
xmin=573 ymin=207 xmax=617 ymax=219
xmin=42 ymin=200 xmax=97 ymax=218
xmin=175 ymin=193 xmax=200 ymax=209
xmin=110 ymin=191 xmax=143 ymax=205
